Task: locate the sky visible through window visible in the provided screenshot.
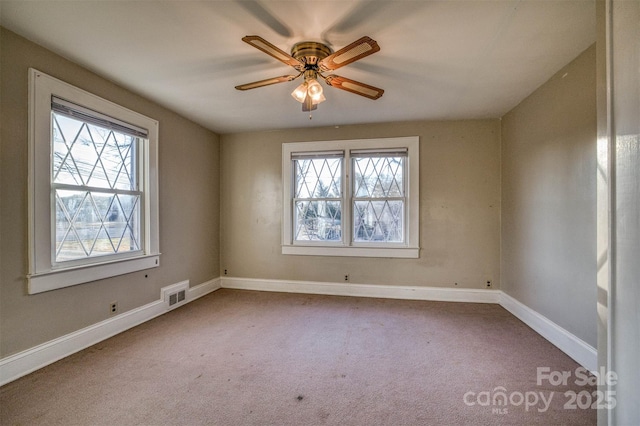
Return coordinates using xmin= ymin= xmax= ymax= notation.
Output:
xmin=293 ymin=155 xmax=405 ymax=243
xmin=52 ymin=111 xmax=141 ymax=261
xmin=294 ymin=157 xmax=342 ymax=241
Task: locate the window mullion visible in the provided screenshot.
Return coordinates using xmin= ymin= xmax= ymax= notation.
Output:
xmin=352 ymin=196 xmax=406 ymax=202
xmin=293 ymin=197 xmax=342 ymax=202
xmin=404 ymin=153 xmax=409 ymax=245
xmin=52 ymin=182 xmax=142 ymax=197
xmin=345 ymin=151 xmax=352 ymax=247
xmin=135 ymin=135 xmax=145 ymax=250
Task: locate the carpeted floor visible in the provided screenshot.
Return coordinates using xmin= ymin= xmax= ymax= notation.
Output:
xmin=1 ymin=289 xmax=596 ymax=425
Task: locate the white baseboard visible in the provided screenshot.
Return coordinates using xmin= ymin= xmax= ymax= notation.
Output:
xmin=0 ymin=277 xmax=221 ymax=386
xmin=221 ymin=277 xmax=501 ymax=303
xmin=188 ymin=277 xmax=222 ymax=301
xmin=499 ymin=292 xmax=597 ymax=372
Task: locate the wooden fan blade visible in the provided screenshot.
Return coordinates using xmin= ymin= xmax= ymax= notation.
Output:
xmin=318 ymin=36 xmax=380 ymax=71
xmin=324 ymin=75 xmax=384 ymax=100
xmin=235 ymin=74 xmax=300 ymax=91
xmin=242 ymin=35 xmax=304 ymax=70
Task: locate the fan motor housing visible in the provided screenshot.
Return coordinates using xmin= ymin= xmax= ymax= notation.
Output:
xmin=291 ymin=42 xmax=333 ymax=66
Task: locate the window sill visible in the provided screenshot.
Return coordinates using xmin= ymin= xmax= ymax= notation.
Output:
xmin=282 ymin=245 xmax=419 ymax=258
xmin=28 ymin=254 xmax=160 ymax=294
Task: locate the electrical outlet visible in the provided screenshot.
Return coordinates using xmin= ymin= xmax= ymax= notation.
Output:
xmin=110 ymin=301 xmax=118 ymax=315
xmin=345 ymin=274 xmax=349 ymax=281
xmin=486 ymin=280 xmax=492 ymax=288
xmin=224 ymin=269 xmax=228 ymax=275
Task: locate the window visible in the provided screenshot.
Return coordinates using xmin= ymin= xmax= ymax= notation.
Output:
xmin=28 ymin=69 xmax=160 ymax=294
xmin=352 ymin=149 xmax=406 ymax=243
xmin=293 ymin=152 xmax=343 ymax=242
xmin=283 ymin=137 xmax=419 ymax=258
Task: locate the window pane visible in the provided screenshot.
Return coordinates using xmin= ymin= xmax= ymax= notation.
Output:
xmin=52 ymin=112 xmax=138 ymax=191
xmin=294 ymin=158 xmax=342 ymax=198
xmin=55 ymin=189 xmax=141 ymax=262
xmin=294 ymin=200 xmax=342 ymax=241
xmin=52 ymin=110 xmax=142 ymax=263
xmin=353 ymin=200 xmax=404 ymax=242
xmin=353 ymin=156 xmax=404 ymax=198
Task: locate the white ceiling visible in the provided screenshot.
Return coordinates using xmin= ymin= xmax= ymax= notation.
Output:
xmin=1 ymin=0 xmax=595 ymax=134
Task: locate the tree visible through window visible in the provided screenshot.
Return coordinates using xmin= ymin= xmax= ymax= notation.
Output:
xmin=352 ymin=153 xmax=405 ymax=243
xmin=293 ymin=155 xmax=342 ymax=242
xmin=52 ymin=108 xmax=142 ymax=262
xmin=282 ymin=137 xmax=419 ymax=258
xmin=28 ymin=69 xmax=159 ymax=294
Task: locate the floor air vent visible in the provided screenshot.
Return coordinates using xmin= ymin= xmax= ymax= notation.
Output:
xmin=162 ymin=281 xmax=189 ymax=310
xmin=169 ymin=289 xmax=185 ymax=307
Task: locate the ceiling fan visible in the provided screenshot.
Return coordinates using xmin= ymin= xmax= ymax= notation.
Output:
xmin=235 ymin=35 xmax=384 ymax=112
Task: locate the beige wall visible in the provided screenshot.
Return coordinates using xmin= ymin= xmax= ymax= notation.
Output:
xmin=221 ymin=120 xmax=501 ymax=289
xmin=0 ymin=28 xmax=221 ymax=357
xmin=501 ymin=44 xmax=597 ymax=347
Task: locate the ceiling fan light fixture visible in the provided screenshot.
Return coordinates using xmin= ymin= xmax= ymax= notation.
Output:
xmin=311 ymin=91 xmax=326 ymax=104
xmin=237 ymin=35 xmax=383 ymax=113
xmin=307 ymin=79 xmax=323 ymax=98
xmin=291 ymin=78 xmax=325 ymax=106
xmin=291 ymin=82 xmax=308 ymax=103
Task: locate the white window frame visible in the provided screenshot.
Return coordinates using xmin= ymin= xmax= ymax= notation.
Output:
xmin=27 ymin=69 xmax=160 ymax=294
xmin=282 ymin=136 xmax=419 ymax=258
